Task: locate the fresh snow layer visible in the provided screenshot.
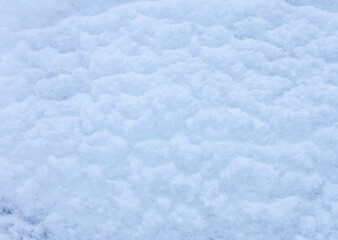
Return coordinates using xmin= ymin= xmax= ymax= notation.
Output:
xmin=0 ymin=0 xmax=337 ymax=239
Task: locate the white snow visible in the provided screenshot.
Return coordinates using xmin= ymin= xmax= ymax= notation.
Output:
xmin=0 ymin=0 xmax=337 ymax=239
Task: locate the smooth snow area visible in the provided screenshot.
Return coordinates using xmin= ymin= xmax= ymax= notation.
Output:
xmin=0 ymin=0 xmax=337 ymax=239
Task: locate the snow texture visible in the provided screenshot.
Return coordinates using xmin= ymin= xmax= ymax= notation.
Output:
xmin=0 ymin=0 xmax=337 ymax=239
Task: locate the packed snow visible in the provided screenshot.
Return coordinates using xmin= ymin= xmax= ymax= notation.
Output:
xmin=0 ymin=0 xmax=337 ymax=239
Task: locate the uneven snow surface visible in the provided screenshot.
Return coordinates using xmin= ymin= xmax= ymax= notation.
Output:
xmin=1 ymin=0 xmax=338 ymax=239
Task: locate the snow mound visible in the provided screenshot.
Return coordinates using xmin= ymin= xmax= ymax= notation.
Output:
xmin=0 ymin=0 xmax=337 ymax=239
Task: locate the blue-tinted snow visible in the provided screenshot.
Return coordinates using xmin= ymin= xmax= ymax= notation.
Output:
xmin=0 ymin=0 xmax=337 ymax=239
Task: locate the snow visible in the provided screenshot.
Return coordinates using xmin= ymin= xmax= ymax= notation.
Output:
xmin=0 ymin=0 xmax=337 ymax=239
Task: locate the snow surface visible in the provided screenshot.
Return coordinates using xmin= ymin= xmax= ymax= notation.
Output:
xmin=0 ymin=0 xmax=337 ymax=239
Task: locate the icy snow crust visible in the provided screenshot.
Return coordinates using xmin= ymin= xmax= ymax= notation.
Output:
xmin=0 ymin=0 xmax=338 ymax=239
